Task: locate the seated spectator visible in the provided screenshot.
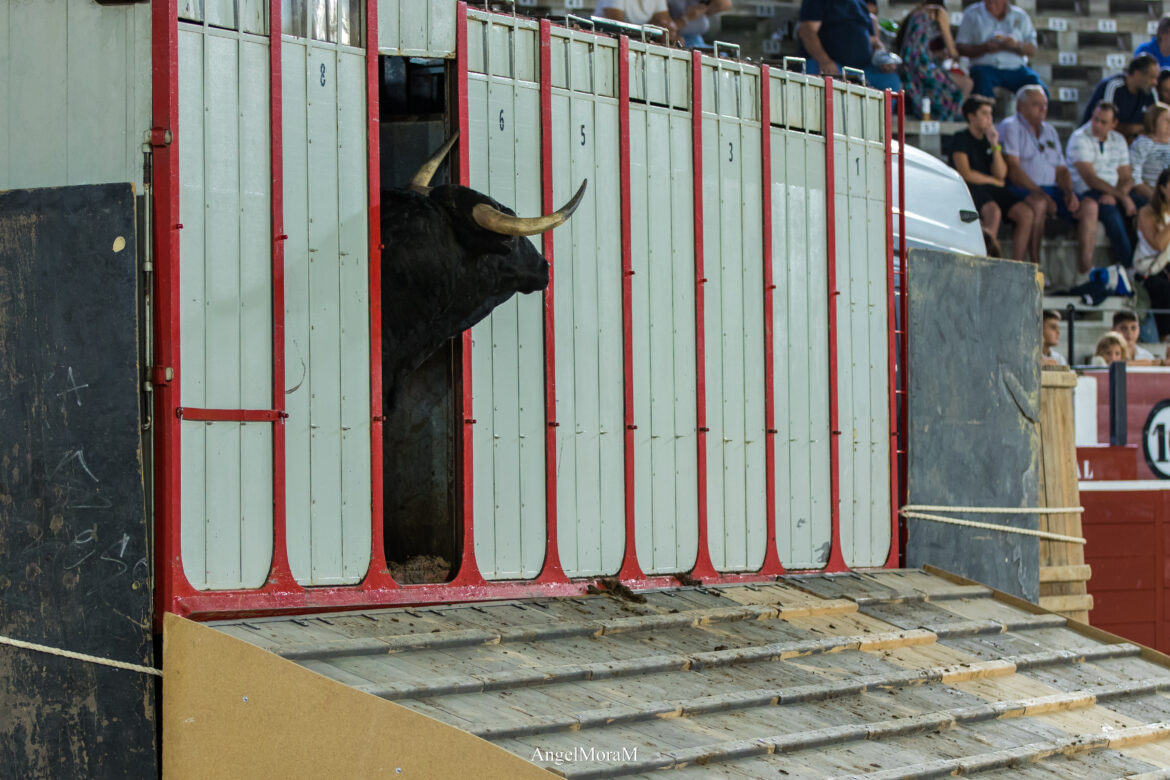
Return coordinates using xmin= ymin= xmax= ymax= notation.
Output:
xmin=895 ymin=3 xmax=972 ymax=120
xmin=956 ymin=0 xmax=1044 ymax=98
xmin=1129 ymin=102 xmax=1170 ymax=204
xmin=1133 ymin=167 xmax=1170 ymax=340
xmin=1042 ymin=309 xmax=1068 ymax=366
xmin=797 ymin=0 xmax=902 ymax=92
xmin=1113 ymin=310 xmax=1157 ymax=359
xmin=1067 ymin=102 xmax=1135 ymax=270
xmin=1135 ymin=15 xmax=1170 ymax=69
xmin=1089 ymin=331 xmax=1128 ymax=365
xmin=999 ymin=85 xmax=1100 ymax=274
xmin=950 ymin=95 xmax=1034 ymax=259
xmin=1081 ymin=55 xmax=1158 ymax=144
xmin=667 ymin=0 xmax=730 ymax=48
xmin=1160 ymin=69 xmax=1170 ymax=105
xmin=596 ymin=0 xmax=675 ymax=30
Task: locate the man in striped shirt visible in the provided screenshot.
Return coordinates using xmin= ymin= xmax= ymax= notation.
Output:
xmin=1081 ymin=54 xmax=1159 ymax=144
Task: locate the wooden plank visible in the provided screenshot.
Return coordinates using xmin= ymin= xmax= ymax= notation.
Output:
xmin=1037 ymin=364 xmax=1088 ymax=622
xmin=1041 ymin=368 xmax=1079 ymax=388
xmin=925 ymin=565 xmax=1170 ymax=671
xmin=1039 ymin=594 xmax=1095 ymax=613
xmin=1040 ymin=565 xmax=1093 ymax=583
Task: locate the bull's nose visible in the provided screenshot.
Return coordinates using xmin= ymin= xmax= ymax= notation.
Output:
xmin=518 ymin=260 xmax=550 ymax=294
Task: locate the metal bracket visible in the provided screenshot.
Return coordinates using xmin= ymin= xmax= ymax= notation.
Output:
xmin=841 ymin=66 xmax=867 ymax=87
xmin=782 ymin=56 xmax=807 ymax=74
xmin=713 ymin=41 xmax=740 ymax=61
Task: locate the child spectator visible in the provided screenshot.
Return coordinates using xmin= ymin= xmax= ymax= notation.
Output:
xmin=1129 ymin=102 xmax=1170 ymax=205
xmin=895 ymin=3 xmax=972 ymax=120
xmin=1081 ymin=55 xmax=1159 ymax=144
xmin=999 ymin=85 xmax=1100 ymax=273
xmin=951 ymin=95 xmax=1034 ymax=259
xmin=1067 ymin=102 xmax=1136 ymax=269
xmin=1042 ymin=310 xmax=1067 ymax=366
xmin=667 ymin=0 xmax=731 ymax=48
xmin=956 ymin=0 xmax=1044 ymax=97
xmin=1134 ymin=167 xmax=1170 ymax=340
xmin=1113 ymin=310 xmax=1157 ymax=359
xmin=1090 ymin=331 xmax=1128 ymax=365
xmin=1135 ymin=15 xmax=1170 ymax=69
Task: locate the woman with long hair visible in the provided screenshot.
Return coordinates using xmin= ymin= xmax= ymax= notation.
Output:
xmin=895 ymin=3 xmax=972 ymax=120
xmin=1133 ymin=166 xmax=1170 ymax=339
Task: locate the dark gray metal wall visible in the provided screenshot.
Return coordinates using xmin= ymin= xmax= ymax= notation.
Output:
xmin=0 ymin=184 xmax=156 ymax=778
xmin=905 ymin=249 xmax=1041 ymax=601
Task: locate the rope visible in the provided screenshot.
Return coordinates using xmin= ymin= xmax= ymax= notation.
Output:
xmin=0 ymin=634 xmax=162 ymax=677
xmin=900 ymin=509 xmax=1086 ymax=545
xmin=903 ymin=504 xmax=1083 ymax=515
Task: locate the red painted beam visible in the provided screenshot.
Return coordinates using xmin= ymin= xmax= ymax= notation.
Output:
xmin=266 ymin=0 xmax=298 ymax=592
xmin=177 ymin=408 xmax=284 ymax=422
xmin=538 ymin=19 xmax=568 ymax=584
xmin=883 ymin=90 xmax=899 ymax=569
xmin=151 ymin=0 xmax=190 ymax=623
xmin=452 ymin=2 xmax=486 ymax=589
xmin=758 ymin=65 xmax=785 ymax=576
xmin=823 ymin=79 xmax=847 ymax=572
xmin=690 ymin=50 xmax=719 ymax=581
xmin=362 ymin=0 xmax=396 ymax=592
xmin=616 ymin=35 xmax=645 ymax=582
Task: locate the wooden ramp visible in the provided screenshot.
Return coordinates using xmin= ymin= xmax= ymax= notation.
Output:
xmin=164 ymin=569 xmax=1170 ymax=778
xmin=1038 ymin=368 xmax=1092 ymax=622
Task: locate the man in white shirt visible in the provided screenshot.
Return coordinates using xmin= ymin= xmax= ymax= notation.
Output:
xmin=1000 ymin=85 xmax=1099 ymax=273
xmin=956 ymin=0 xmax=1046 ymax=97
xmin=1066 ymin=102 xmax=1135 ymax=269
xmin=596 ymin=0 xmax=675 ymax=30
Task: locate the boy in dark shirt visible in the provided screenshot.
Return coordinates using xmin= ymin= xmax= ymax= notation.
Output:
xmin=951 ymin=95 xmax=1035 ymax=260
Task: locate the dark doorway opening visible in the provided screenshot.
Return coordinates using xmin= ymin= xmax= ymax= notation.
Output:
xmin=378 ymin=55 xmax=459 ymax=584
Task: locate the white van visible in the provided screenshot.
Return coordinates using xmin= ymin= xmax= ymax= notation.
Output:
xmin=892 ymin=141 xmax=985 ymax=257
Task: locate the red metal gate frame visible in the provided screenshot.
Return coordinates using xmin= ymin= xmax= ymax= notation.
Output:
xmin=151 ymin=4 xmax=904 ymax=621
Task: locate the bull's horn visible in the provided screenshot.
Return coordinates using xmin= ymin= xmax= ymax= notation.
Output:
xmin=409 ymin=131 xmax=460 ymax=193
xmin=471 ymin=179 xmax=588 ymax=237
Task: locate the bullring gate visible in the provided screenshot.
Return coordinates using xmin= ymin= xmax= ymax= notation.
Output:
xmin=16 ymin=0 xmax=903 ymax=617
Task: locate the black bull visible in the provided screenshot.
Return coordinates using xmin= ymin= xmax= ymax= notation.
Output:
xmin=380 ymin=135 xmax=586 ymax=412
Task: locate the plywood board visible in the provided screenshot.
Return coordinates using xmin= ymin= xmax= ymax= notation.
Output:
xmin=906 ymin=251 xmax=1042 ymax=600
xmin=162 ymin=615 xmax=552 ymax=779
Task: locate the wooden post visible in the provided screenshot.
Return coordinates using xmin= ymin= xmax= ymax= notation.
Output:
xmin=1037 ymin=368 xmax=1092 ymax=622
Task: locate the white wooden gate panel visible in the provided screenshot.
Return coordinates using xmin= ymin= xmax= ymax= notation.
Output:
xmin=178 ymin=24 xmax=274 ymax=590
xmin=378 ymin=0 xmax=455 ymax=57
xmin=833 ymin=86 xmax=891 ymax=568
xmin=467 ymin=14 xmax=547 ymax=580
xmin=282 ymin=38 xmax=371 ymax=586
xmin=0 ymin=0 xmax=152 ymax=191
xmin=771 ymin=74 xmax=832 ymax=568
xmin=628 ymin=52 xmax=699 ymax=576
xmin=701 ymin=62 xmax=767 ymax=573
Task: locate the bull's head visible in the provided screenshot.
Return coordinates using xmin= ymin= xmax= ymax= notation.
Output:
xmin=380 ymin=132 xmax=586 ymax=411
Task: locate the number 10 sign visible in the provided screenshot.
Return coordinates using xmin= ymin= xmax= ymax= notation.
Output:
xmin=1143 ymin=401 xmax=1170 ymax=479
